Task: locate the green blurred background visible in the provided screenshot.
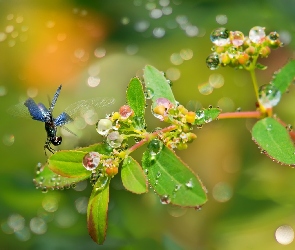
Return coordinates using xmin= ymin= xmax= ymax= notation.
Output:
xmin=1 ymin=0 xmax=295 ymax=249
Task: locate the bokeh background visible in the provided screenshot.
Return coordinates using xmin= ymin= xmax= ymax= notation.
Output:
xmin=1 ymin=0 xmax=295 ymax=249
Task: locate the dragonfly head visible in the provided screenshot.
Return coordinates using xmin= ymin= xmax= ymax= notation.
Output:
xmin=50 ymin=136 xmax=62 ymax=146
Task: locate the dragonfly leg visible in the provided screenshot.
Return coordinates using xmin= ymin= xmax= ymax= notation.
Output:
xmin=44 ymin=138 xmax=56 ymax=156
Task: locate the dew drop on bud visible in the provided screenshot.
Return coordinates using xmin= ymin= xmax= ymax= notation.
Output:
xmin=96 ymin=119 xmax=112 ymax=136
xmin=206 ymin=53 xmax=220 ymax=70
xmin=145 ymin=88 xmax=154 ymax=99
xmin=160 ymin=194 xmax=171 ymax=204
xmin=195 ymin=110 xmax=205 ymax=120
xmin=249 ymin=26 xmax=265 ymax=43
xmin=119 ymin=105 xmax=133 ymax=119
xmin=107 ymin=131 xmax=123 ymax=148
xmin=258 ymin=84 xmax=281 ymax=108
xmin=269 ymin=31 xmax=279 ymax=41
xmin=210 ymin=27 xmax=230 ymax=46
xmin=82 ymin=152 xmax=100 ymax=171
xmin=230 ymin=31 xmax=244 ymax=46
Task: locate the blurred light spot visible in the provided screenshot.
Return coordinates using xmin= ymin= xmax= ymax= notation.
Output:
xmin=0 ymin=85 xmax=7 ymax=96
xmin=275 ymin=225 xmax=294 ymax=245
xmin=216 ymin=14 xmax=228 ymax=25
xmin=153 ymin=27 xmax=165 ymax=38
xmin=88 ymin=65 xmax=100 ymax=76
xmin=166 ymin=20 xmax=177 ymax=29
xmin=170 ymin=53 xmax=183 ymax=65
xmin=20 ymin=34 xmax=28 ymax=42
xmin=3 ymin=134 xmax=15 ymax=146
xmin=80 ymin=9 xmax=88 ymax=16
xmin=7 ymin=14 xmax=14 ymax=20
xmin=75 ymin=197 xmax=88 ymax=214
xmin=133 ymin=0 xmax=142 ymax=6
xmin=121 ymin=17 xmax=130 ymax=25
xmin=72 ymin=8 xmax=79 ymax=14
xmin=57 ymin=33 xmax=67 ymax=42
xmin=5 ymin=25 xmax=14 ymax=33
xmin=145 ymin=2 xmax=156 ymax=10
xmin=42 ymin=195 xmax=59 ymax=213
xmin=11 ymin=31 xmax=18 ymax=39
xmin=55 ymin=208 xmax=78 ymax=228
xmin=167 ymin=205 xmax=187 ymax=217
xmin=73 ymin=180 xmax=87 ymax=191
xmin=180 ymin=48 xmax=193 ymax=60
xmin=83 ymin=109 xmax=98 ymax=125
xmin=176 ymin=15 xmax=188 ymax=25
xmin=46 ymin=20 xmax=55 ymax=28
xmin=217 ymin=97 xmax=235 ymax=112
xmin=185 ymin=25 xmax=198 ymax=37
xmin=166 ymin=67 xmax=180 ymax=81
xmin=134 ymin=20 xmax=150 ymax=32
xmin=126 ymin=44 xmax=139 ymax=55
xmin=16 ymin=16 xmax=24 ymax=24
xmin=279 ymin=30 xmax=291 ymax=45
xmin=162 ymin=6 xmax=173 ymax=15
xmin=27 ymin=87 xmax=38 ymax=98
xmin=15 ymin=227 xmax=31 ymax=241
xmin=212 ymin=182 xmax=233 ymax=202
xmin=198 ymin=82 xmax=213 ymax=95
xmin=46 ymin=44 xmax=57 ymax=53
xmin=74 ymin=48 xmax=85 ymax=59
xmin=7 ymin=214 xmax=25 ymax=231
xmin=173 ymin=0 xmax=182 ymax=5
xmin=37 ymin=209 xmax=55 ymax=222
xmin=1 ymin=221 xmax=14 ymax=234
xmin=186 ymin=100 xmax=202 ymax=112
xmin=150 ymin=9 xmax=163 ymax=19
xmin=0 ymin=32 xmax=7 ymax=42
xmin=94 ymin=47 xmax=106 ymax=58
xmin=209 ymin=73 xmax=224 ymax=88
xmin=87 ymin=76 xmax=100 ymax=87
xmin=73 ymin=116 xmax=87 ymax=130
xmin=160 ymin=0 xmax=170 ymax=7
xmin=21 ymin=25 xmax=29 ymax=32
xmin=30 ymin=217 xmax=47 ymax=235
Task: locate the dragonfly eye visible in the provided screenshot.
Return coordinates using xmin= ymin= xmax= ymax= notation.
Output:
xmin=51 ymin=136 xmax=62 ymax=146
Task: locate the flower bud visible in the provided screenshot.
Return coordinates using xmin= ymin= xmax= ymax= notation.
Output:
xmin=185 ymin=111 xmax=196 ymax=124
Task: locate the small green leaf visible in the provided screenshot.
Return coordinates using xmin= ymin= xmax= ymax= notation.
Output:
xmin=256 ymin=63 xmax=268 ymax=70
xmin=121 ymin=156 xmax=148 ymax=194
xmin=78 ymin=142 xmax=113 ymax=155
xmin=142 ymin=143 xmax=207 ymax=207
xmin=143 ymin=65 xmax=176 ymax=108
xmin=193 ymin=108 xmax=221 ymax=125
xmin=272 ymin=60 xmax=295 ymax=94
xmin=126 ymin=77 xmax=146 ymax=118
xmin=49 ymin=150 xmax=91 ymax=178
xmin=252 ymin=117 xmax=295 ymax=165
xmin=33 ymin=163 xmax=84 ymax=190
xmin=87 ymin=181 xmax=110 ymax=244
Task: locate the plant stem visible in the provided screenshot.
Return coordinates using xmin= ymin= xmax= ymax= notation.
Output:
xmin=249 ymin=68 xmax=259 ymax=102
xmin=218 ymin=111 xmax=262 ymax=119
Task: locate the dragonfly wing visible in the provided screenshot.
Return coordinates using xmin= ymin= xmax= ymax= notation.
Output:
xmin=54 ymin=112 xmax=73 ymax=127
xmin=64 ymin=97 xmax=115 ymax=118
xmin=49 ymin=85 xmax=62 ymax=113
xmin=24 ymin=98 xmax=48 ymax=122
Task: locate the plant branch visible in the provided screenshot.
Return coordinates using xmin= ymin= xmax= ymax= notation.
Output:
xmin=218 ymin=111 xmax=262 ymax=119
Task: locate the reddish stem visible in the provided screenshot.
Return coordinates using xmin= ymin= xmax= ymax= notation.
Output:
xmin=218 ymin=111 xmax=262 ymax=119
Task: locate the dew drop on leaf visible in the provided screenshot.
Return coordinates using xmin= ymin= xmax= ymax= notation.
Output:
xmin=82 ymin=152 xmax=100 ymax=171
xmin=185 ymin=178 xmax=193 ymax=188
xmin=160 ymin=194 xmax=171 ymax=204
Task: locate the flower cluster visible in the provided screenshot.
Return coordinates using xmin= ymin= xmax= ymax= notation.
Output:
xmin=206 ymin=26 xmax=283 ymax=70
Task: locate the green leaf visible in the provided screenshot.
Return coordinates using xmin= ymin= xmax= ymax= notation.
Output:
xmin=49 ymin=150 xmax=91 ymax=178
xmin=252 ymin=117 xmax=295 ymax=165
xmin=87 ymin=181 xmax=110 ymax=244
xmin=272 ymin=60 xmax=295 ymax=94
xmin=142 ymin=143 xmax=207 ymax=208
xmin=33 ymin=163 xmax=84 ymax=190
xmin=48 ymin=143 xmax=113 ymax=178
xmin=256 ymin=63 xmax=268 ymax=70
xmin=193 ymin=108 xmax=221 ymax=126
xmin=121 ymin=156 xmax=148 ymax=194
xmin=126 ymin=77 xmax=146 ymax=118
xmin=143 ymin=65 xmax=176 ymax=108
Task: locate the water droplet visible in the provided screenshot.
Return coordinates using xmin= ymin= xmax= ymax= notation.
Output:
xmin=212 ymin=182 xmax=233 ymax=202
xmin=148 ymin=139 xmax=163 ymax=160
xmin=227 ymin=46 xmax=238 ymax=58
xmin=275 ymin=225 xmax=294 ymax=245
xmin=185 ymin=178 xmax=194 ymax=188
xmin=267 ymin=124 xmax=272 ymax=131
xmin=209 ymin=73 xmax=224 ymax=88
xmin=106 ymin=131 xmax=123 ymax=148
xmin=41 ymin=187 xmax=48 ymax=193
xmin=249 ymin=26 xmax=265 ymax=43
xmin=156 ymin=171 xmax=161 ymax=179
xmin=174 ymin=184 xmax=181 ymax=192
xmin=258 ymin=84 xmax=281 ymax=108
xmin=82 ymin=152 xmax=101 ymax=171
xmin=144 ymin=169 xmax=149 ymax=175
xmin=119 ymin=105 xmax=133 ymax=119
xmin=96 ymin=119 xmax=112 ymax=136
xmin=94 ymin=176 xmax=109 ymax=191
xmin=206 ymin=53 xmax=220 ymax=70
xmin=160 ymin=194 xmax=171 ymax=204
xmin=198 ymin=82 xmax=213 ymax=95
xmin=210 ymin=27 xmax=230 ymax=46
xmin=145 ymin=88 xmax=154 ymax=99
xmin=230 ymin=31 xmax=244 ymax=46
xmin=196 ymin=110 xmax=205 ymax=120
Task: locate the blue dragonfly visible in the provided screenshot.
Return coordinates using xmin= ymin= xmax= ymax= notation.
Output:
xmin=10 ymin=85 xmax=115 ymax=155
